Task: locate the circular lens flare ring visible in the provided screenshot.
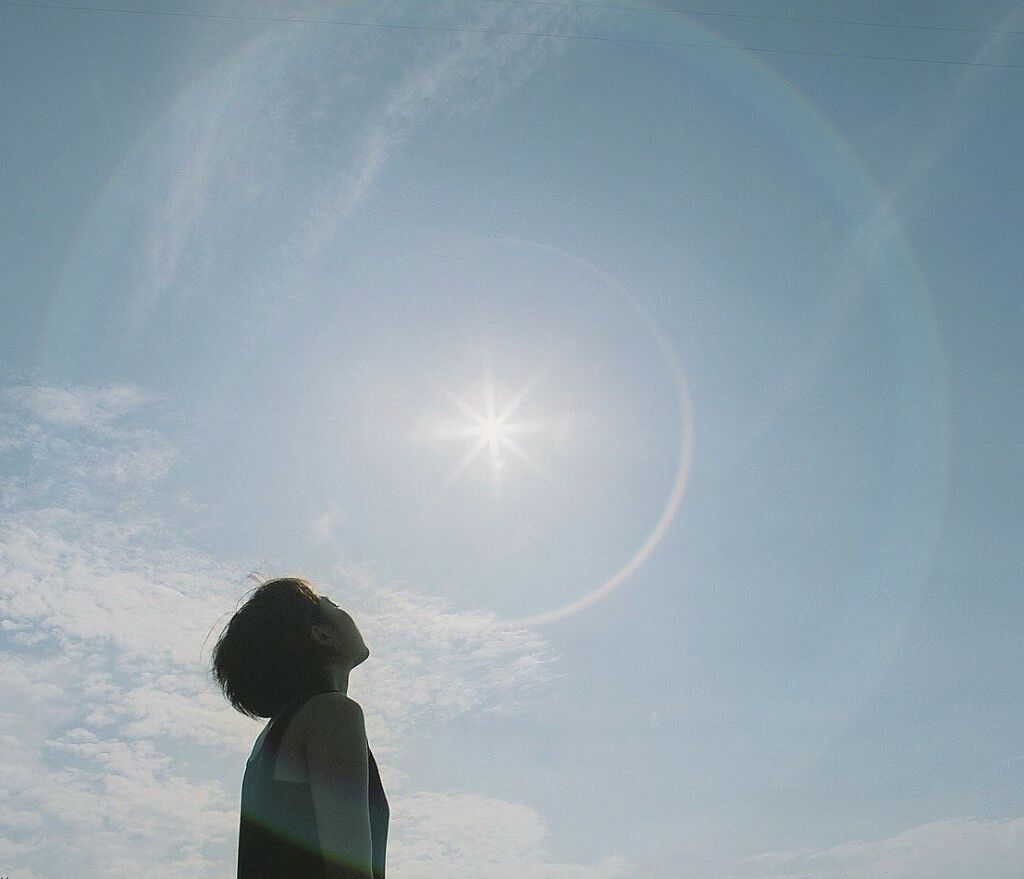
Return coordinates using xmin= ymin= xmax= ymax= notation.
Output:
xmin=421 ymin=238 xmax=695 ymax=627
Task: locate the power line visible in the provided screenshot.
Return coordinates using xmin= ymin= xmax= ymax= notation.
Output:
xmin=472 ymin=0 xmax=1024 ymax=38
xmin=1 ymin=1 xmax=1022 ymax=70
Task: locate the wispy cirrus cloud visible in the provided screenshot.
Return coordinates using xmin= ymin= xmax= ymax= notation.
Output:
xmin=289 ymin=0 xmax=584 ymax=259
xmin=123 ymin=1 xmax=585 ymax=331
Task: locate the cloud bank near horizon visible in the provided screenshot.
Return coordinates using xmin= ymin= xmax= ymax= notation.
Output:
xmin=736 ymin=816 xmax=1024 ymax=879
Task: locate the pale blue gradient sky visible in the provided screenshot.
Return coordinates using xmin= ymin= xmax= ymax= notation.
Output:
xmin=1 ymin=2 xmax=1022 ymax=877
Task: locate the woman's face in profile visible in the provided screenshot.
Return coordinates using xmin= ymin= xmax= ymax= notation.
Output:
xmin=318 ymin=595 xmax=369 ymax=665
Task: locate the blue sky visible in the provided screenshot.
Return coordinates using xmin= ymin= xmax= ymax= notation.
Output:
xmin=1 ymin=1 xmax=1022 ymax=877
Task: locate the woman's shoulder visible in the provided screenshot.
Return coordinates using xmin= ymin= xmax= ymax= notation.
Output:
xmin=293 ymin=693 xmax=369 ymax=768
xmin=296 ymin=692 xmax=366 ymax=736
xmin=304 ymin=690 xmax=363 ymax=711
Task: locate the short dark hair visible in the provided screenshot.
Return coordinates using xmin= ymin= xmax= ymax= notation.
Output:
xmin=211 ymin=576 xmax=330 ymax=718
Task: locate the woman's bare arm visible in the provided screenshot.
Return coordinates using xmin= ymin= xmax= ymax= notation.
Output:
xmin=304 ymin=693 xmax=374 ymax=879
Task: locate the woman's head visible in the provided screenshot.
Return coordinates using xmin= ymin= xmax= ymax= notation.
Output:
xmin=211 ymin=577 xmax=368 ymax=718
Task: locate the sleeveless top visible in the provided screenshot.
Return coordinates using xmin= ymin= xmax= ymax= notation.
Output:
xmin=237 ymin=691 xmax=389 ymax=879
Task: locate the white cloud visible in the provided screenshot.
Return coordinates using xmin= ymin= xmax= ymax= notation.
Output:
xmin=0 ymin=380 xmax=578 ymax=878
xmin=0 ymin=383 xmax=176 ymax=516
xmin=0 ymin=509 xmax=236 ymax=667
xmin=0 ymin=654 xmax=236 ymax=879
xmin=306 ymin=503 xmax=344 ymax=545
xmin=737 ymin=817 xmax=1024 ymax=879
xmin=334 ymin=559 xmax=560 ymax=757
xmin=4 ymin=383 xmax=154 ymax=427
xmin=388 ymin=791 xmax=632 ymax=879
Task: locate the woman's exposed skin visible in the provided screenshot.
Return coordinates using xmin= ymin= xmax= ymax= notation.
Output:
xmin=311 ymin=595 xmax=371 ymax=694
xmin=305 ymin=692 xmax=374 ymax=879
xmin=306 ymin=596 xmax=375 ymax=878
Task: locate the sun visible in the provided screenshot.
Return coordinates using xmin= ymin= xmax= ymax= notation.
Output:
xmin=430 ymin=367 xmax=546 ymax=487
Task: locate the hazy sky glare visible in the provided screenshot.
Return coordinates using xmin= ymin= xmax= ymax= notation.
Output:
xmin=1 ymin=2 xmax=1023 ymax=877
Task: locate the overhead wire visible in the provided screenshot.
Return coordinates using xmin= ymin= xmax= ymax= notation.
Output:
xmin=0 ymin=0 xmax=1021 ymax=70
xmin=470 ymin=0 xmax=1024 ymax=38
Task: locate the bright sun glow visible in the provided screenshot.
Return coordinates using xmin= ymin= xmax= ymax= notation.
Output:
xmin=431 ymin=368 xmax=547 ymax=486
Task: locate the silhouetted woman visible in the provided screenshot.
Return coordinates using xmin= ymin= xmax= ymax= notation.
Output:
xmin=212 ymin=577 xmax=388 ymax=879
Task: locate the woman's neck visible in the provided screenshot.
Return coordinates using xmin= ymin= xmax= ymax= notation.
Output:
xmin=323 ymin=664 xmax=350 ymax=695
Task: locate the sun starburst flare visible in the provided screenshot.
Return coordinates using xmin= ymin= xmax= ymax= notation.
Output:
xmin=430 ymin=368 xmax=547 ymax=487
